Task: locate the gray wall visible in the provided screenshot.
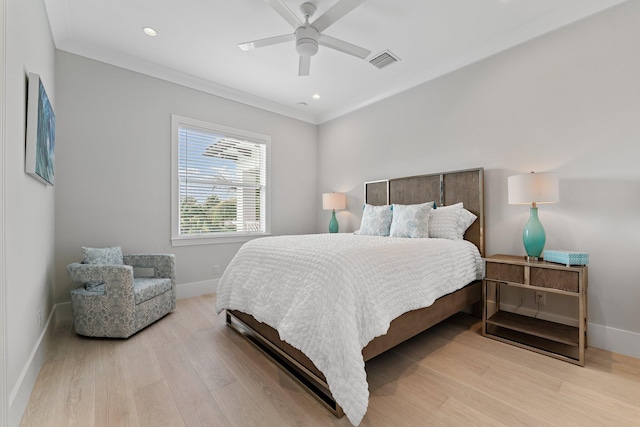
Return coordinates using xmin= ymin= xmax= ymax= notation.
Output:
xmin=3 ymin=0 xmax=56 ymax=423
xmin=54 ymin=52 xmax=318 ymax=304
xmin=318 ymin=2 xmax=640 ymax=356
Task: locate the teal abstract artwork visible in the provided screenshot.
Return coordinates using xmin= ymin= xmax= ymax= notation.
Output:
xmin=26 ymin=73 xmax=55 ymax=185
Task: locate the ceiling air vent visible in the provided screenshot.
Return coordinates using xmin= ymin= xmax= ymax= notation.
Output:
xmin=369 ymin=50 xmax=400 ymax=69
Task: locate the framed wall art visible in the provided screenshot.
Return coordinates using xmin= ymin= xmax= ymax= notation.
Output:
xmin=25 ymin=72 xmax=55 ymax=186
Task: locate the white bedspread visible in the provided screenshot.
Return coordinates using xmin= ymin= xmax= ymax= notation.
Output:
xmin=215 ymin=234 xmax=483 ymax=425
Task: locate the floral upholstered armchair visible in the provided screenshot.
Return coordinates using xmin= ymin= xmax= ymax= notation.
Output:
xmin=68 ymin=246 xmax=176 ymax=338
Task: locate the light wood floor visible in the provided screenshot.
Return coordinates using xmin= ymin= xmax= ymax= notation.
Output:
xmin=21 ymin=294 xmax=640 ymax=426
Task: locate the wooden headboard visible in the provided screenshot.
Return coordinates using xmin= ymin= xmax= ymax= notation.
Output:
xmin=364 ymin=168 xmax=485 ymax=257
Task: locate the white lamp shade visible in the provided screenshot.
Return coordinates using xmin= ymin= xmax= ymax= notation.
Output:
xmin=322 ymin=192 xmax=346 ymax=210
xmin=508 ymin=172 xmax=559 ymax=205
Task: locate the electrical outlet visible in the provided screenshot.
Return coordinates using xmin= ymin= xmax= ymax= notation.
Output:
xmin=37 ymin=311 xmax=42 ymax=328
xmin=535 ymin=291 xmax=546 ymax=306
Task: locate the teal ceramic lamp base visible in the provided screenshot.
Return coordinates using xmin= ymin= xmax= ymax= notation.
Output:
xmin=329 ymin=210 xmax=339 ymax=233
xmin=523 ymin=206 xmax=546 ymax=260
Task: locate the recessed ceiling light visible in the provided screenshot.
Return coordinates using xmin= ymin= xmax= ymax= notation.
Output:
xmin=143 ymin=27 xmax=157 ymax=37
xmin=312 ymin=93 xmax=320 ymax=99
xmin=297 ymin=102 xmax=307 ymax=107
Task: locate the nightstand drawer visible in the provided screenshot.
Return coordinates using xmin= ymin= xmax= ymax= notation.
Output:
xmin=486 ymin=262 xmax=524 ymax=284
xmin=530 ymin=267 xmax=579 ymax=292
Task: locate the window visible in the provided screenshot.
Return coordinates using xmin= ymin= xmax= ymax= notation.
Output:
xmin=171 ymin=115 xmax=270 ymax=245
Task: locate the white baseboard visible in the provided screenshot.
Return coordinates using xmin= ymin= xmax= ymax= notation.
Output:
xmin=8 ymin=306 xmax=57 ymax=427
xmin=175 ymin=279 xmax=218 ymax=299
xmin=588 ymin=323 xmax=640 ymax=359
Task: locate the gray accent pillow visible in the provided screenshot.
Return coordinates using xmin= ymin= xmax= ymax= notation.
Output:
xmin=82 ymin=246 xmax=124 ymax=265
xmin=359 ymin=204 xmax=393 ymax=236
xmin=82 ymin=246 xmax=124 ymax=289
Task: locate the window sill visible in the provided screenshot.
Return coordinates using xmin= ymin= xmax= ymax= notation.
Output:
xmin=171 ymin=233 xmax=271 ymax=247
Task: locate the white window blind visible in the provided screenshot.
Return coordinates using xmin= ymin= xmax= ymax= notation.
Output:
xmin=171 ymin=115 xmax=270 ymax=245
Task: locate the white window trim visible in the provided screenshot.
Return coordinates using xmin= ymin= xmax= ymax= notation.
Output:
xmin=170 ymin=114 xmax=271 ymax=246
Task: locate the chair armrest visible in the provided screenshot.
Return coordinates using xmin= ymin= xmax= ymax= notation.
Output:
xmin=67 ymin=262 xmax=134 ymax=292
xmin=122 ymin=254 xmax=175 ymax=281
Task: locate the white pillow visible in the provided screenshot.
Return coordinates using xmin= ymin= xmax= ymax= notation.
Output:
xmin=389 ymin=202 xmax=434 ymax=238
xmin=429 ymin=203 xmax=477 ymax=240
xmin=359 ymin=204 xmax=393 ymax=236
xmin=458 ymin=208 xmax=478 ymax=237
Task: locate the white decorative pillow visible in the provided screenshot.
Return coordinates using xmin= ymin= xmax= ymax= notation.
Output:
xmin=457 ymin=208 xmax=478 ymax=238
xmin=429 ymin=203 xmax=477 ymax=240
xmin=82 ymin=246 xmax=124 ymax=265
xmin=389 ymin=202 xmax=434 ymax=238
xmin=359 ymin=204 xmax=393 ymax=236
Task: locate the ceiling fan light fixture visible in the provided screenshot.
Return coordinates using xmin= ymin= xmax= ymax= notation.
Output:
xmin=295 ymin=25 xmax=319 ymax=56
xmin=296 ymin=38 xmax=318 ymax=56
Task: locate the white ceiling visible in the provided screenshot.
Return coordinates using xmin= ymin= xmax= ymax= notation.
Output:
xmin=44 ymin=0 xmax=626 ymax=124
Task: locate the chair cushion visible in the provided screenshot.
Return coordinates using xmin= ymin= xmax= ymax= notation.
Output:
xmin=134 ymin=278 xmax=172 ymax=304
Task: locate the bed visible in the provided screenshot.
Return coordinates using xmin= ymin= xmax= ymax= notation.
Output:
xmin=216 ymin=168 xmax=485 ymax=425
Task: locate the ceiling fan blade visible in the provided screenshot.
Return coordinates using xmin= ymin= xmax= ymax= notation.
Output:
xmin=264 ymin=0 xmax=302 ymax=29
xmin=238 ymin=34 xmax=295 ymax=51
xmin=319 ymin=34 xmax=370 ymax=59
xmin=299 ymin=56 xmax=311 ymax=76
xmin=311 ymin=0 xmax=366 ymax=33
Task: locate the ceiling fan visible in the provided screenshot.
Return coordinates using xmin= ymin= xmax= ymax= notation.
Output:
xmin=239 ymin=0 xmax=371 ymax=76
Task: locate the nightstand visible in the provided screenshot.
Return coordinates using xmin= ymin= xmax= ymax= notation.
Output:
xmin=482 ymin=254 xmax=588 ymax=366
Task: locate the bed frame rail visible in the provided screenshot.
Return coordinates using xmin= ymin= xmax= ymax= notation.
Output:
xmin=226 ymin=311 xmax=345 ymax=418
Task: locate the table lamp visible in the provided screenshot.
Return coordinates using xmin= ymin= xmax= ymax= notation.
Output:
xmin=508 ymin=172 xmax=559 ymax=261
xmin=322 ymin=192 xmax=346 ymax=233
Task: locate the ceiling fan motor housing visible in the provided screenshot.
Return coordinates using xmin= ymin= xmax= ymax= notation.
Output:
xmin=295 ymin=25 xmax=319 ymax=56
